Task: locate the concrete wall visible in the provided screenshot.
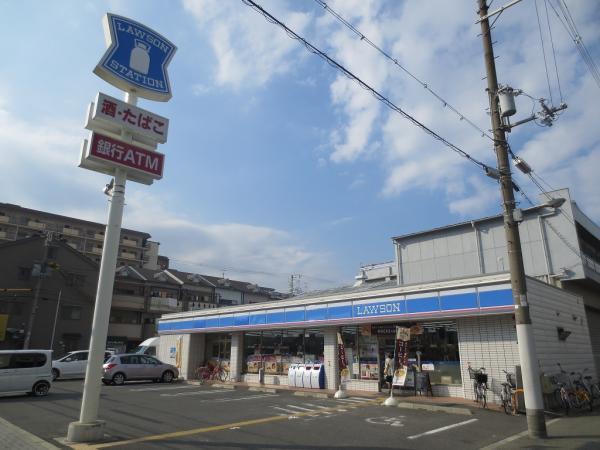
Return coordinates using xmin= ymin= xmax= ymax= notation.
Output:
xmin=157 ymin=333 xmax=205 ymax=380
xmin=395 ymin=189 xmax=584 ymax=285
xmin=457 ymin=315 xmax=520 ymax=405
xmin=527 ymin=278 xmax=596 ymax=378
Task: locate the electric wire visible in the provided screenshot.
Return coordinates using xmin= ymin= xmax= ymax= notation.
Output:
xmin=534 ymin=0 xmax=554 ymax=104
xmin=242 ymin=0 xmax=493 ymax=175
xmin=312 ymin=0 xmax=495 ymax=141
xmin=544 ymin=0 xmax=563 ymax=102
xmin=548 ymin=0 xmax=600 ymax=89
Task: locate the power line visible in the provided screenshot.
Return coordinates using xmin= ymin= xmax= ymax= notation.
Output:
xmin=312 ymin=0 xmax=495 ymax=142
xmin=547 ymin=0 xmax=600 ymax=89
xmin=544 ymin=0 xmax=563 ymax=102
xmin=534 ymin=0 xmax=554 ymax=104
xmin=242 ymin=0 xmax=495 ymax=176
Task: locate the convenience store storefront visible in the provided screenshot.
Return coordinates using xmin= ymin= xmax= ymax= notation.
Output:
xmin=158 ymin=273 xmax=527 ymax=401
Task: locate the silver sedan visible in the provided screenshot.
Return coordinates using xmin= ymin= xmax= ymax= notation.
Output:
xmin=102 ymin=354 xmax=179 ymax=385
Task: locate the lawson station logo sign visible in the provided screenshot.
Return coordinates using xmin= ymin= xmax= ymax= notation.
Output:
xmin=94 ymin=13 xmax=177 ymax=101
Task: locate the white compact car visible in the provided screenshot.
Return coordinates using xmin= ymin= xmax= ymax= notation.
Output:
xmin=52 ymin=350 xmax=113 ymax=380
xmin=0 ymin=350 xmax=52 ymax=397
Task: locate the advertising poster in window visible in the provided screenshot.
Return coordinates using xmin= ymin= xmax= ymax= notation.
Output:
xmin=392 ymin=327 xmax=411 ymax=386
xmin=337 ymin=332 xmax=350 ymax=383
xmin=359 ymin=335 xmax=378 ymax=380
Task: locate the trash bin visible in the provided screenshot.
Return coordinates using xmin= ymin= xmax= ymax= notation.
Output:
xmin=288 ymin=364 xmax=298 ymax=387
xmin=295 ymin=364 xmax=305 ymax=388
xmin=303 ymin=364 xmax=313 ymax=388
xmin=310 ymin=364 xmax=325 ymax=389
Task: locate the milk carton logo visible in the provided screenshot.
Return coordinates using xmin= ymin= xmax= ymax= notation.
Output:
xmin=94 ymin=13 xmax=177 ymax=102
xmin=130 ymin=40 xmax=150 ymax=74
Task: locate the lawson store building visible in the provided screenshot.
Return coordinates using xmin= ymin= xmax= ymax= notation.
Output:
xmin=157 ymin=272 xmax=595 ymax=404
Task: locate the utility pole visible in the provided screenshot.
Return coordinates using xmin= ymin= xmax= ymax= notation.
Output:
xmin=23 ymin=232 xmax=53 ymax=349
xmin=477 ymin=0 xmax=547 ymax=438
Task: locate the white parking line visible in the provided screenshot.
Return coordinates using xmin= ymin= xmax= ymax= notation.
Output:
xmin=284 ymin=405 xmax=314 ymax=412
xmin=304 ymin=403 xmax=331 ymax=410
xmin=210 ymin=394 xmax=279 ymax=402
xmin=337 ymin=397 xmax=368 ymax=403
xmin=160 ymin=390 xmax=223 ymax=397
xmin=273 ymin=406 xmax=302 ymax=415
xmin=130 ymin=385 xmax=198 ymax=392
xmin=407 ymin=418 xmax=478 ymax=440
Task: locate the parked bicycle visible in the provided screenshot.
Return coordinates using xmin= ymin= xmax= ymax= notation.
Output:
xmin=580 ymin=368 xmax=600 ymax=405
xmin=554 ymin=363 xmax=593 ymax=413
xmin=500 ymin=369 xmax=517 ymax=415
xmin=468 ymin=364 xmax=488 ymax=408
xmin=195 ymin=360 xmax=230 ymax=384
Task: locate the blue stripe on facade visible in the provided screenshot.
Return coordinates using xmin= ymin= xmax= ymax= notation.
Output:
xmin=306 ymin=308 xmax=327 ymax=321
xmin=353 ymin=299 xmax=405 ymax=318
xmin=479 ymin=289 xmax=513 ymax=307
xmin=249 ymin=314 xmax=266 ymax=326
xmin=219 ymin=316 xmax=234 ymax=327
xmin=440 ymin=292 xmax=477 ymax=310
xmin=406 ymin=296 xmax=439 ymax=313
xmin=234 ymin=315 xmax=249 ymax=326
xmin=192 ymin=319 xmax=206 ymax=329
xmin=328 ymin=305 xmax=353 ymax=320
xmin=206 ymin=318 xmax=220 ymax=328
xmin=158 ymin=286 xmax=515 ymax=334
xmin=285 ymin=310 xmax=305 ymax=323
xmin=266 ymin=311 xmax=285 ymax=324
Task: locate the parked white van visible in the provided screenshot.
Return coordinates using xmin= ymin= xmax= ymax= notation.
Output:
xmin=0 ymin=350 xmax=52 ymax=397
xmin=132 ymin=337 xmax=159 ymax=356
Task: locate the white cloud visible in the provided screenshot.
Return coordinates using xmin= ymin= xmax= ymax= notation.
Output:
xmin=309 ymin=0 xmax=600 ymax=220
xmin=182 ymin=0 xmax=312 ymax=89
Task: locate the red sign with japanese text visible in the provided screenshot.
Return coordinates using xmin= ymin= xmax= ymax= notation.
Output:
xmin=89 ymin=132 xmax=164 ymax=178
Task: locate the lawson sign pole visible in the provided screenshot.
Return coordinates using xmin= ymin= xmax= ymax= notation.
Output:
xmin=67 ymin=13 xmax=175 ymax=443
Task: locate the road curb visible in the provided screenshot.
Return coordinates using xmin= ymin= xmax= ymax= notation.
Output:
xmin=395 ymin=402 xmax=473 ymax=416
xmin=211 ymin=383 xmax=237 ymax=389
xmin=0 ymin=416 xmax=60 ymax=449
xmin=293 ymin=391 xmax=331 ymax=399
xmin=248 ymin=386 xmax=281 ymax=393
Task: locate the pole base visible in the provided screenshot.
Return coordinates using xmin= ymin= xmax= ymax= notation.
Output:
xmin=526 ymin=409 xmax=548 ymax=439
xmin=66 ymin=420 xmax=106 ymax=443
xmin=334 ymin=389 xmax=348 ymax=399
xmin=383 ymin=395 xmax=399 ymax=406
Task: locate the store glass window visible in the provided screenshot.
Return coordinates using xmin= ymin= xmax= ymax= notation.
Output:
xmin=410 ymin=321 xmax=460 ymax=385
xmin=341 ymin=326 xmax=359 ymax=379
xmin=205 ymin=333 xmax=231 ymax=373
xmin=303 ymin=329 xmax=324 ymax=364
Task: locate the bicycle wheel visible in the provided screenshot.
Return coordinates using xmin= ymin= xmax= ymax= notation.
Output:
xmin=477 ymin=384 xmax=487 ymax=408
xmin=501 ymin=388 xmax=511 ymax=414
xmin=568 ymin=392 xmax=580 ymax=409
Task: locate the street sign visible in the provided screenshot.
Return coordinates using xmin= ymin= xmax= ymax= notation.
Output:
xmin=86 ymin=92 xmax=169 ymax=146
xmin=94 ymin=13 xmax=177 ymax=101
xmin=80 ymin=132 xmax=164 ymax=183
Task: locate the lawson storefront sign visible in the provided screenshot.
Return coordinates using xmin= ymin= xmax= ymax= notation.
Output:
xmin=158 ymin=284 xmax=515 ymax=334
xmin=94 ymin=13 xmax=177 ymax=101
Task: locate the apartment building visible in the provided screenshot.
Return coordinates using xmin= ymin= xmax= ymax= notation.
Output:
xmin=0 ymin=203 xmax=161 ymax=270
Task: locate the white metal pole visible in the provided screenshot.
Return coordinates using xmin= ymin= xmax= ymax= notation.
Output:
xmin=78 ymin=168 xmax=127 ymax=424
xmin=50 ymin=290 xmax=62 ymax=350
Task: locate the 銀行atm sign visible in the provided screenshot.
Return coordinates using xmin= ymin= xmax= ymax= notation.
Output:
xmin=86 ymin=132 xmax=164 ymax=178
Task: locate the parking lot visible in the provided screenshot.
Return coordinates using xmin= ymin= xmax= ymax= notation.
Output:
xmin=0 ymin=380 xmax=531 ymax=449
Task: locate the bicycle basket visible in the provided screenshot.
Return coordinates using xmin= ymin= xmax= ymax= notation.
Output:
xmin=475 ymin=373 xmax=488 ymax=384
xmin=507 ymin=373 xmax=516 ymax=388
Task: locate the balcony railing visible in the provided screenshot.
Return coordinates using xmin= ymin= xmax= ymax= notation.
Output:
xmin=0 ymin=216 xmax=9 ymax=223
xmin=112 ymin=294 xmax=145 ymax=310
xmin=91 ymin=247 xmax=103 ymax=254
xmin=62 ymin=227 xmax=79 ymax=236
xmin=27 ymin=221 xmax=46 ymax=230
xmin=149 ymin=296 xmax=180 ymax=313
xmin=121 ymin=251 xmax=137 ymax=260
xmin=122 ymin=238 xmax=138 ymax=247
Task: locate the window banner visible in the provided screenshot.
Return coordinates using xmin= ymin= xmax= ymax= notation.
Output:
xmin=392 ymin=327 xmax=411 ymax=386
xmin=337 ymin=332 xmax=350 ymax=382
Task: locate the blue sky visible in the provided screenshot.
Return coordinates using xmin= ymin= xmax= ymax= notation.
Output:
xmin=1 ymin=0 xmax=599 ymax=292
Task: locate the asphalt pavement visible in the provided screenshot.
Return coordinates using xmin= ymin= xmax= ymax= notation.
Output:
xmin=0 ymin=380 xmax=596 ymax=449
